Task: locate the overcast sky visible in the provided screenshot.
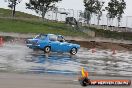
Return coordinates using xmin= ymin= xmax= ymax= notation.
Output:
xmin=0 ymin=0 xmax=132 ymax=16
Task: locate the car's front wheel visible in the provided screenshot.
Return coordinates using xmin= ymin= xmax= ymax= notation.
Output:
xmin=44 ymin=46 xmax=51 ymax=53
xmin=70 ymin=48 xmax=77 ymax=55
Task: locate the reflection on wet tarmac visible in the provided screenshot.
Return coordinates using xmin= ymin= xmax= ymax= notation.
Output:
xmin=0 ymin=41 xmax=132 ymax=77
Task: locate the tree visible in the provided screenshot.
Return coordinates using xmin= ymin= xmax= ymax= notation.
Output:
xmin=105 ymin=0 xmax=118 ymax=19
xmin=79 ymin=10 xmax=90 ymax=24
xmin=105 ymin=0 xmax=119 ymax=27
xmin=117 ymin=0 xmax=126 ymax=27
xmin=94 ymin=0 xmax=105 ymax=25
xmin=105 ymin=0 xmax=126 ymax=27
xmin=5 ymin=0 xmax=22 ymax=17
xmin=26 ymin=0 xmax=62 ymax=20
xmin=83 ymin=0 xmax=97 ymax=24
xmin=83 ymin=0 xmax=104 ymax=25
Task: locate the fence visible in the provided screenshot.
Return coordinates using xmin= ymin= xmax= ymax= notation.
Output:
xmin=43 ymin=8 xmax=132 ymax=32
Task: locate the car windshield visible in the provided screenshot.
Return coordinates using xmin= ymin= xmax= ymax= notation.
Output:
xmin=35 ymin=34 xmax=47 ymax=40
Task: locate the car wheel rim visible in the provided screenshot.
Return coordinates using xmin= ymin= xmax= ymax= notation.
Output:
xmin=45 ymin=47 xmax=50 ymax=52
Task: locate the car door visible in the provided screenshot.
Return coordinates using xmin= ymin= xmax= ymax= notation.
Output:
xmin=36 ymin=34 xmax=48 ymax=49
xmin=48 ymin=35 xmax=60 ymax=52
xmin=59 ymin=42 xmax=70 ymax=52
xmin=57 ymin=35 xmax=69 ymax=52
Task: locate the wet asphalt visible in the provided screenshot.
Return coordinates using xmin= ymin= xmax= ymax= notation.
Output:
xmin=0 ymin=39 xmax=132 ymax=77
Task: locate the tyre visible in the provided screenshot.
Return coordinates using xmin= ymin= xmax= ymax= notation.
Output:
xmin=70 ymin=48 xmax=77 ymax=55
xmin=44 ymin=46 xmax=51 ymax=53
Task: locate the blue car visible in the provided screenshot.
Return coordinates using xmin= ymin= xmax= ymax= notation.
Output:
xmin=26 ymin=34 xmax=80 ymax=55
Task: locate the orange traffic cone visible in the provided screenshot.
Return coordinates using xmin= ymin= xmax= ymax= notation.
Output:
xmin=92 ymin=48 xmax=96 ymax=53
xmin=0 ymin=37 xmax=3 ymax=46
xmin=81 ymin=67 xmax=89 ymax=78
xmin=112 ymin=49 xmax=116 ymax=55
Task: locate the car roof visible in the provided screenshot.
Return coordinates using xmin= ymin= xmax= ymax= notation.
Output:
xmin=47 ymin=34 xmax=62 ymax=36
xmin=38 ymin=34 xmax=63 ymax=37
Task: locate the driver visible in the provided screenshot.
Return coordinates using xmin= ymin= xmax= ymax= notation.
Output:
xmin=57 ymin=35 xmax=65 ymax=42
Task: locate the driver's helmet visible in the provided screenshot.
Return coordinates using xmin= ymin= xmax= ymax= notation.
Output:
xmin=57 ymin=35 xmax=65 ymax=42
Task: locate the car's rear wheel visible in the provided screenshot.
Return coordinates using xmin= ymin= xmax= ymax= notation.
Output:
xmin=44 ymin=46 xmax=51 ymax=53
xmin=70 ymin=48 xmax=77 ymax=55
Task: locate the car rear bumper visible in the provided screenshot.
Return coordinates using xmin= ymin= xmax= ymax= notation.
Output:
xmin=27 ymin=44 xmax=40 ymax=49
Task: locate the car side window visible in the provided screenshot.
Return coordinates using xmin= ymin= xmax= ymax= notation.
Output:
xmin=35 ymin=34 xmax=46 ymax=40
xmin=40 ymin=35 xmax=46 ymax=40
xmin=49 ymin=35 xmax=57 ymax=41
